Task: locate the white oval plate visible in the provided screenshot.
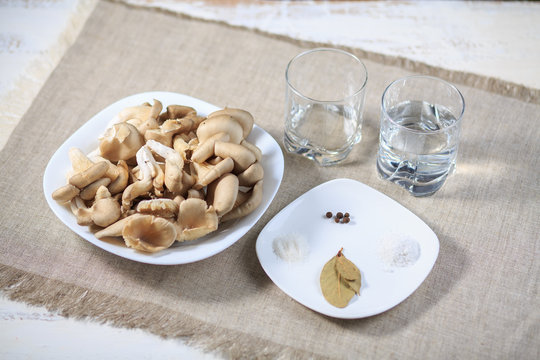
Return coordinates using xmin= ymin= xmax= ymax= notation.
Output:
xmin=256 ymin=178 xmax=439 ymax=319
xmin=43 ymin=91 xmax=284 ymax=265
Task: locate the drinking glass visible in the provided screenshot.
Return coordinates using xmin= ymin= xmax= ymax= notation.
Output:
xmin=284 ymin=48 xmax=368 ymax=166
xmin=377 ymin=75 xmax=465 ymax=196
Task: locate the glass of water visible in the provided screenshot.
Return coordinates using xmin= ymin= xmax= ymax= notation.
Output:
xmin=284 ymin=48 xmax=368 ymax=166
xmin=377 ymin=75 xmax=465 ymax=196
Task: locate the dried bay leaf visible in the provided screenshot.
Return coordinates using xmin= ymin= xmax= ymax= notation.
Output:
xmin=344 ymin=276 xmax=361 ymax=295
xmin=335 ymin=253 xmax=360 ymax=281
xmin=320 ymin=254 xmax=355 ymax=308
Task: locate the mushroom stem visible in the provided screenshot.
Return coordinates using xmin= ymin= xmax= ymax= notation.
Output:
xmin=94 ymin=213 xmax=144 ymax=238
xmin=121 ymin=146 xmax=153 ymax=212
xmin=206 ymin=173 xmax=239 ymax=217
xmin=221 ymin=180 xmax=263 ymax=222
xmin=192 ymin=157 xmax=234 ymax=189
xmin=108 ymin=160 xmax=129 ymax=195
xmin=214 ymin=141 xmax=256 ymax=173
xmin=191 ymin=132 xmax=230 ymax=163
xmin=69 ymin=161 xmax=109 ymax=189
xmin=237 ymin=162 xmax=264 ymax=187
xmin=146 ymin=139 xmax=184 ymax=194
xmin=52 ymin=184 xmax=80 ymax=203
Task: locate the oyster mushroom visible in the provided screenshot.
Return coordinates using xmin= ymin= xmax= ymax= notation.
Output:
xmin=208 ymin=108 xmax=254 ymax=139
xmin=136 ymin=99 xmax=162 ymax=136
xmin=145 ymin=118 xmax=194 ymax=148
xmin=69 ymin=161 xmax=109 ymax=189
xmin=52 ymin=184 xmax=80 ymax=203
xmin=99 ymin=122 xmax=144 ymax=162
xmin=108 ymin=160 xmax=129 ymax=195
xmin=191 ymin=157 xmax=234 ymax=189
xmin=214 ymin=141 xmax=256 ymax=173
xmin=66 ymin=147 xmax=94 ymax=179
xmin=89 ymin=155 xmax=120 ymax=182
xmin=70 ymin=186 xmax=121 ymax=227
xmin=122 ymin=214 xmax=176 ymax=253
xmin=121 ymin=146 xmax=154 ymax=212
xmin=196 ymin=115 xmax=244 ymax=144
xmin=136 ymin=198 xmax=179 ymax=218
xmin=206 ymin=173 xmax=239 ymax=217
xmin=237 ymin=162 xmax=264 ymax=187
xmin=162 ymin=105 xmax=196 ymax=120
xmin=187 ymin=188 xmax=205 ymax=200
xmin=91 ymin=186 xmax=122 ymax=227
xmin=191 ymin=132 xmax=230 ymax=164
xmin=79 ymin=177 xmax=111 ymax=201
xmin=221 ymin=180 xmax=263 ymax=223
xmin=240 ymin=139 xmax=262 ymax=162
xmin=146 ymin=139 xmax=184 ymax=194
xmin=109 ymin=104 xmax=152 ymax=127
xmin=174 ymin=198 xmax=218 ymax=242
xmin=94 ymin=213 xmax=144 ymax=239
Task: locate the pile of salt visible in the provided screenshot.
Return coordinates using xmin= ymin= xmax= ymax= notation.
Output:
xmin=378 ymin=235 xmax=420 ymax=271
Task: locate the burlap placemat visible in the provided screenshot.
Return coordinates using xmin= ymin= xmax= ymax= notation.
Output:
xmin=1 ymin=2 xmax=538 ymax=359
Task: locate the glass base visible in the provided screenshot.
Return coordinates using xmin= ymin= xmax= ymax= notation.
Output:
xmin=376 ymin=157 xmax=449 ymax=197
xmin=284 ymin=134 xmax=352 ymax=166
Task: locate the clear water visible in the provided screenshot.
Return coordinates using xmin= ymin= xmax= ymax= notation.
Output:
xmin=284 ymin=103 xmax=361 ymax=166
xmin=377 ymin=100 xmax=460 ymax=196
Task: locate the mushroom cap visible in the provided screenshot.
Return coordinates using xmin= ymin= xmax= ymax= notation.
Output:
xmin=207 ymin=173 xmax=239 ymax=217
xmin=99 ymin=122 xmax=144 ymax=162
xmin=196 ymin=116 xmax=244 ymax=144
xmin=166 ymin=105 xmax=196 ymax=119
xmin=136 ymin=198 xmax=179 ymax=218
xmin=68 ymin=147 xmax=94 ymax=173
xmin=191 ymin=132 xmax=230 ymax=164
xmin=237 ymin=162 xmax=264 ymax=187
xmin=214 ymin=141 xmax=257 ymax=173
xmin=122 ymin=214 xmax=176 ymax=253
xmin=111 ymin=104 xmax=152 ymax=125
xmin=208 ymin=108 xmax=254 ymax=139
xmin=191 ymin=157 xmax=234 ymax=189
xmin=221 ymin=180 xmax=263 ymax=223
xmin=91 ymin=186 xmax=121 ymax=227
xmin=94 ymin=213 xmax=143 ymax=239
xmin=175 ymin=198 xmax=218 ymax=242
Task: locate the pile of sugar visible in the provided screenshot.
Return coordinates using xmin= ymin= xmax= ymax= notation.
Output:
xmin=272 ymin=233 xmax=309 ymax=263
xmin=378 ymin=235 xmax=421 ymax=270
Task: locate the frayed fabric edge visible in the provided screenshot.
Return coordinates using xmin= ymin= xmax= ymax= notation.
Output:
xmin=0 ymin=264 xmax=318 ymax=360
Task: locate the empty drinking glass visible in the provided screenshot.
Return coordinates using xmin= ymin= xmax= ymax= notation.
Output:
xmin=284 ymin=48 xmax=368 ymax=166
xmin=377 ymin=75 xmax=465 ymax=196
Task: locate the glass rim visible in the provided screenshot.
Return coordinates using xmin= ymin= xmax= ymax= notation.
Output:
xmin=381 ymin=75 xmax=465 ymax=134
xmin=285 ymin=47 xmax=368 ymax=103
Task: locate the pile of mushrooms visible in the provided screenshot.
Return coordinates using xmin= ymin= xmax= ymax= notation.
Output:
xmin=52 ymin=100 xmax=264 ymax=253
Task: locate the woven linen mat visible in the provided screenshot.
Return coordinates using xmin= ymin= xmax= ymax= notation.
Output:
xmin=1 ymin=2 xmax=538 ymax=359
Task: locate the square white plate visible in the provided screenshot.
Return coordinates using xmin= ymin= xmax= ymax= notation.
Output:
xmin=256 ymin=178 xmax=439 ymax=319
xmin=43 ymin=91 xmax=284 ymax=265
